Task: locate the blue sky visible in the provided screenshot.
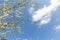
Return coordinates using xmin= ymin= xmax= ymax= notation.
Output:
xmin=0 ymin=0 xmax=60 ymax=40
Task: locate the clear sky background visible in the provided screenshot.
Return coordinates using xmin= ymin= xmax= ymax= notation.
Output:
xmin=0 ymin=0 xmax=60 ymax=40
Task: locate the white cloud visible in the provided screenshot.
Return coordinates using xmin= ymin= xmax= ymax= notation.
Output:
xmin=23 ymin=38 xmax=28 ymax=40
xmin=28 ymin=6 xmax=35 ymax=14
xmin=39 ymin=14 xmax=51 ymax=25
xmin=31 ymin=0 xmax=60 ymax=25
xmin=54 ymin=25 xmax=60 ymax=32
